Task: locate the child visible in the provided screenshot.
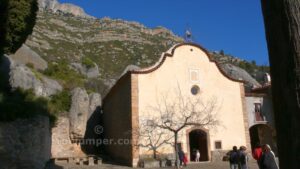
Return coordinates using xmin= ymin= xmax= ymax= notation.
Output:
xmin=195 ymin=150 xmax=200 ymax=162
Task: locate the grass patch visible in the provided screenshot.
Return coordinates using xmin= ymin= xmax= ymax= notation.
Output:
xmin=48 ymin=90 xmax=71 ymax=114
xmin=81 ymin=57 xmax=94 ymax=69
xmin=43 ymin=60 xmax=85 ymax=90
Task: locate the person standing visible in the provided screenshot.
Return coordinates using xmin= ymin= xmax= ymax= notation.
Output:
xmin=227 ymin=146 xmax=239 ymax=169
xmin=260 ymin=144 xmax=279 ymax=169
xmin=239 ymin=146 xmax=249 ymax=169
xmin=252 ymin=143 xmax=263 ymax=169
xmin=195 ymin=150 xmax=201 ymax=162
xmin=183 ymin=153 xmax=188 ymax=166
xmin=178 ymin=149 xmax=185 ymax=168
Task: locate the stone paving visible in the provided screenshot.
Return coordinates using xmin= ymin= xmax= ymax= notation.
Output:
xmin=48 ymin=160 xmax=259 ymax=169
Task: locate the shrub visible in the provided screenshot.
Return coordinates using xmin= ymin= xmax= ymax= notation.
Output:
xmin=43 ymin=60 xmax=85 ymax=89
xmin=0 ymin=0 xmax=38 ymax=55
xmin=82 ymin=57 xmax=94 ymax=69
xmin=0 ymin=86 xmax=71 ymax=127
xmin=0 ymin=88 xmax=49 ymax=122
xmin=26 ymin=62 xmax=34 ymax=69
xmin=48 ymin=90 xmax=71 ymax=114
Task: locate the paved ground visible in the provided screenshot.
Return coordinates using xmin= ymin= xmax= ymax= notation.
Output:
xmin=48 ymin=161 xmax=259 ymax=169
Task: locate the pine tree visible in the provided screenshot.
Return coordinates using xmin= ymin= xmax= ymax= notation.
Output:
xmin=0 ymin=0 xmax=38 ymax=55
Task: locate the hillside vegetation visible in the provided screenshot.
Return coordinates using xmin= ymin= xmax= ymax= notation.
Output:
xmin=25 ymin=11 xmax=185 ymax=94
xmin=23 ymin=10 xmax=269 ymax=95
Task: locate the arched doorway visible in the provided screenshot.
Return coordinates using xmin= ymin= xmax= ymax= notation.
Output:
xmin=249 ymin=124 xmax=277 ymax=155
xmin=189 ymin=129 xmax=209 ymax=161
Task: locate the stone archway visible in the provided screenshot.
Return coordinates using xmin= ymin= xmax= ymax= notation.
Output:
xmin=249 ymin=124 xmax=277 ymax=155
xmin=188 ymin=129 xmax=209 ymax=162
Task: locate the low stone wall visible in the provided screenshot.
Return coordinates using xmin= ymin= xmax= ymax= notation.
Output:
xmin=211 ymin=150 xmax=229 ymax=162
xmin=0 ymin=116 xmax=51 ymax=169
xmin=51 ymin=116 xmax=86 ymax=158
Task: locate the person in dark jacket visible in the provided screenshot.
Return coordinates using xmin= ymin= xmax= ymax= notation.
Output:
xmin=227 ymin=146 xmax=239 ymax=169
xmin=178 ymin=149 xmax=185 ymax=168
xmin=260 ymin=144 xmax=279 ymax=169
xmin=238 ymin=146 xmax=249 ymax=169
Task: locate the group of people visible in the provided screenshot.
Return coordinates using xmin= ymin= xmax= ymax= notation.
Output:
xmin=178 ymin=149 xmax=189 ymax=167
xmin=227 ymin=146 xmax=248 ymax=169
xmin=178 ymin=149 xmax=201 ymax=168
xmin=227 ymin=144 xmax=279 ymax=169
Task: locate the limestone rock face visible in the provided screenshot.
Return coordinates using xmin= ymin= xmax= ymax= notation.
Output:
xmin=9 ymin=44 xmax=48 ymax=71
xmin=68 ymin=88 xmax=102 ymax=140
xmin=0 ymin=116 xmax=51 ymax=169
xmin=220 ymin=63 xmax=261 ymax=91
xmin=70 ymin=62 xmax=100 ymax=78
xmin=55 ymin=3 xmax=88 ymax=17
xmin=51 ymin=116 xmax=86 ymax=158
xmin=86 ymin=63 xmax=100 ymax=78
xmin=38 ymin=0 xmax=58 ymax=10
xmin=69 ymin=88 xmax=90 ymax=139
xmin=41 ymin=76 xmax=63 ymax=96
xmin=38 ymin=0 xmax=94 ymax=18
xmin=88 ymin=93 xmax=102 ymax=118
xmin=9 ymin=63 xmax=62 ymax=97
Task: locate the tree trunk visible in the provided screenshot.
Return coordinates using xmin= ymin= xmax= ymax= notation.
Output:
xmin=174 ymin=132 xmax=179 ymax=168
xmin=261 ymin=0 xmax=300 ymax=168
xmin=153 ymin=148 xmax=157 ymax=159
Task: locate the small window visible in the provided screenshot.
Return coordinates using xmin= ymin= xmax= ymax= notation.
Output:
xmin=254 ymin=103 xmax=264 ymax=121
xmin=190 ymin=69 xmax=199 ymax=82
xmin=191 ymin=85 xmax=200 ymax=95
xmin=254 ymin=103 xmax=262 ymax=113
xmin=215 ymin=141 xmax=222 ymax=149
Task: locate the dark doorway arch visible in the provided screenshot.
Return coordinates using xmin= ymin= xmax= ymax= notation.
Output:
xmin=189 ymin=129 xmax=209 ymax=161
xmin=249 ymin=124 xmax=277 ymax=155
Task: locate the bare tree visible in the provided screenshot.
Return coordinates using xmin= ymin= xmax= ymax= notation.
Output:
xmin=134 ymin=119 xmax=173 ymax=159
xmin=143 ymin=86 xmax=220 ymax=167
xmin=261 ymin=1 xmax=300 ymax=168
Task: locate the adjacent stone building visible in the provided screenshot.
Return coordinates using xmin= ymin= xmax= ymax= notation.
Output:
xmin=245 ymin=78 xmax=278 ymax=155
xmin=102 ymin=43 xmax=251 ymax=166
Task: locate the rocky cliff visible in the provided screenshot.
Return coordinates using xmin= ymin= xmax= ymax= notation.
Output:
xmin=38 ymin=0 xmax=94 ymax=18
xmin=21 ymin=3 xmax=266 ymax=95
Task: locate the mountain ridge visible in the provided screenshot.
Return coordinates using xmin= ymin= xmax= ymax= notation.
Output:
xmin=38 ymin=0 xmax=94 ymax=18
xmin=18 ymin=3 xmax=268 ymax=95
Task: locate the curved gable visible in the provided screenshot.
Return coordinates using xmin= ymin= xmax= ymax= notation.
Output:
xmin=131 ymin=43 xmax=244 ymax=83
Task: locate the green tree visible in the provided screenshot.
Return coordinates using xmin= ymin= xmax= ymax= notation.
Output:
xmin=0 ymin=0 xmax=38 ymax=55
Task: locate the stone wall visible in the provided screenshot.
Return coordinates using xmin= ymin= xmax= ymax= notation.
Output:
xmin=52 ymin=89 xmax=102 ymax=158
xmin=245 ymin=95 xmax=275 ymax=128
xmin=51 ymin=116 xmax=86 ymax=158
xmin=0 ymin=116 xmax=51 ymax=169
xmin=211 ymin=150 xmax=229 ymax=162
xmin=102 ymin=73 xmax=134 ymax=166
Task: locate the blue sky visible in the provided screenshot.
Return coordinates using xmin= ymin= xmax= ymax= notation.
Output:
xmin=60 ymin=0 xmax=268 ymax=65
